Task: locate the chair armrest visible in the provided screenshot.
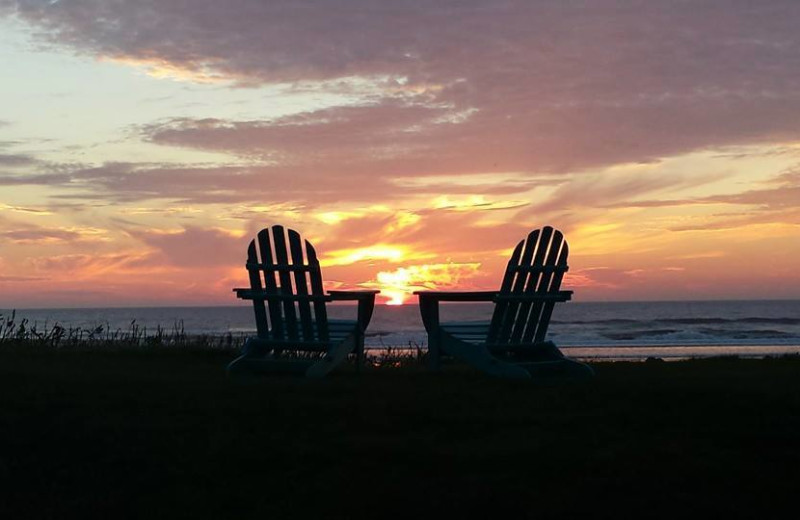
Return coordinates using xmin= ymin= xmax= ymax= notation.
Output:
xmin=494 ymin=291 xmax=573 ymax=302
xmin=413 ymin=290 xmax=498 ymax=302
xmin=233 ymin=288 xmax=333 ymax=302
xmin=327 ymin=290 xmax=380 ymax=301
xmin=414 ymin=291 xmax=497 ymax=332
xmin=414 ymin=290 xmax=572 ymax=331
xmin=327 ymin=290 xmax=379 ymax=330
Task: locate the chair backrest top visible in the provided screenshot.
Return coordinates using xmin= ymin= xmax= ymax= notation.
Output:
xmin=487 ymin=226 xmax=569 ymax=347
xmin=245 ymin=225 xmax=330 ymax=348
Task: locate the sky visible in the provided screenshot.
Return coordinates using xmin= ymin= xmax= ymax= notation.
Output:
xmin=1 ymin=0 xmax=799 ymax=308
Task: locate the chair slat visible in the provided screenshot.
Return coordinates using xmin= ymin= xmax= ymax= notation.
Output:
xmin=305 ymin=239 xmax=329 ymax=342
xmin=509 ymin=227 xmax=552 ymax=343
xmin=246 ymin=240 xmax=268 ymax=337
xmin=271 ymin=225 xmax=299 ymax=341
xmin=256 ymin=228 xmax=284 ymax=340
xmin=488 ymin=237 xmax=527 ymax=343
xmin=532 ymin=238 xmax=569 ymax=344
xmin=521 ymin=227 xmax=562 ymax=343
xmin=289 ymin=229 xmax=315 ymax=342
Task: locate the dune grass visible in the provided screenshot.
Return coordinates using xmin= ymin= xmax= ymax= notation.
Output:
xmin=1 ymin=343 xmax=799 ymax=519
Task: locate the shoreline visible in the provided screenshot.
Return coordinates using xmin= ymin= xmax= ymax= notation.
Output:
xmin=366 ymin=342 xmax=800 ymax=361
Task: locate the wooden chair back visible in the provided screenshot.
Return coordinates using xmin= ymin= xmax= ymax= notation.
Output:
xmin=487 ymin=226 xmax=569 ymax=347
xmin=245 ymin=225 xmax=330 ymax=348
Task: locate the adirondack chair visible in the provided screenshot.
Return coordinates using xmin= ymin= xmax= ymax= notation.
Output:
xmin=415 ymin=226 xmax=593 ymax=380
xmin=228 ymin=225 xmax=378 ymax=377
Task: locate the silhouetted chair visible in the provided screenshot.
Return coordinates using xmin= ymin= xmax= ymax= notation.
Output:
xmin=415 ymin=226 xmax=593 ymax=380
xmin=228 ymin=225 xmax=378 ymax=377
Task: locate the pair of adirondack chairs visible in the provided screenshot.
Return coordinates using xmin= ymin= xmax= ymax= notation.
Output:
xmin=228 ymin=225 xmax=592 ymax=380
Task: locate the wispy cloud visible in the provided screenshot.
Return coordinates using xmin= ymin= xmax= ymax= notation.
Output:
xmin=0 ymin=203 xmax=52 ymax=215
xmin=0 ymin=153 xmax=36 ymax=166
xmin=0 ymin=219 xmax=108 ymax=244
xmin=0 ymin=274 xmax=49 ymax=282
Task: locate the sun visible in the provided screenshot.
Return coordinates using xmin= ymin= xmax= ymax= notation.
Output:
xmin=373 ymin=262 xmax=483 ymax=305
xmin=383 ymin=290 xmax=407 ymax=306
xmin=377 ymin=268 xmax=413 ymax=305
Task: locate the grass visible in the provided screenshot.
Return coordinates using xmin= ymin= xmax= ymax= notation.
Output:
xmin=1 ymin=342 xmax=799 ymax=519
xmin=0 ymin=309 xmax=244 ymax=350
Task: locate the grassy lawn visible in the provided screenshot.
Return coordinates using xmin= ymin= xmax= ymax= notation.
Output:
xmin=1 ymin=347 xmax=799 ymax=519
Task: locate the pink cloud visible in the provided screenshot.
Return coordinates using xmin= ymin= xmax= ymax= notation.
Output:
xmin=125 ymin=226 xmax=246 ymax=268
xmin=5 ymin=0 xmax=800 ymax=175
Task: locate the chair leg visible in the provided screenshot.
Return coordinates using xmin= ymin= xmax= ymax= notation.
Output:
xmin=306 ymin=334 xmax=356 ymax=378
xmin=355 ymin=329 xmax=364 ymax=373
xmin=428 ymin=330 xmax=442 ymax=371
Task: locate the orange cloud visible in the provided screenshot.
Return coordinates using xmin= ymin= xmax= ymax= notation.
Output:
xmin=320 ymin=245 xmax=412 ymax=267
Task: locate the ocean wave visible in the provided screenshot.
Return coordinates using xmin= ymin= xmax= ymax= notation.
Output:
xmin=660 ymin=317 xmax=800 ymax=325
xmin=738 ymin=317 xmax=800 ymax=325
xmin=551 ymin=319 xmax=642 ymax=325
xmin=696 ymin=328 xmax=793 ymax=339
xmin=600 ymin=329 xmax=679 ymax=341
xmin=554 ymin=317 xmax=800 ymax=326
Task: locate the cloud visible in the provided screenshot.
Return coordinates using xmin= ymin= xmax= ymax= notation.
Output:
xmin=368 ymin=262 xmax=483 ymax=304
xmin=5 ymin=0 xmax=800 ymax=175
xmin=530 ymin=169 xmax=721 ymax=214
xmin=701 ymin=186 xmax=800 ymax=210
xmin=0 ymin=203 xmax=52 ymax=215
xmin=589 ymin=168 xmax=800 ymax=230
xmin=0 ymin=274 xmax=49 ymax=282
xmin=29 ymin=252 xmax=151 ymax=275
xmin=668 ymin=208 xmax=800 ymax=232
xmin=0 ymin=159 xmax=547 ymax=207
xmin=7 ymin=162 xmax=409 ymax=205
xmin=125 ymin=226 xmax=246 ymax=267
xmin=0 ymin=170 xmax=72 ymax=186
xmin=1 ymin=228 xmax=84 ymax=243
xmin=0 ymin=222 xmax=108 ymax=244
xmin=143 ymin=102 xmax=454 ymax=162
xmin=566 ymin=265 xmax=691 ymax=291
xmin=0 ymin=153 xmax=36 ymax=167
xmin=315 ymin=208 xmax=534 ymax=259
xmin=3 ymin=1 xmax=800 ymax=304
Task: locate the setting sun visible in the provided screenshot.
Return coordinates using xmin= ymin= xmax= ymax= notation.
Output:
xmin=370 ymin=263 xmax=483 ymax=305
xmin=376 ymin=268 xmax=414 ymax=305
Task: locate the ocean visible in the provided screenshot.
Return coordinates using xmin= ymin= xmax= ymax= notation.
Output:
xmin=3 ymin=300 xmax=800 ymax=360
